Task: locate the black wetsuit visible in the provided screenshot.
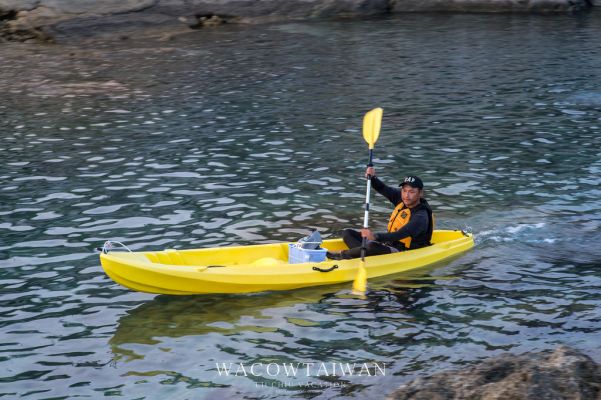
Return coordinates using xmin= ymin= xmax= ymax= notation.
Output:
xmin=371 ymin=176 xmax=433 ymax=250
xmin=339 ymin=176 xmax=433 ymax=259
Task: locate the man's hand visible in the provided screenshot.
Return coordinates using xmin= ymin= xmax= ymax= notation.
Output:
xmin=365 ymin=166 xmax=376 ymax=179
xmin=361 ymin=228 xmax=376 ymax=241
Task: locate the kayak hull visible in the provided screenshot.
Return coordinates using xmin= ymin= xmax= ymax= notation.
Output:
xmin=100 ymin=230 xmax=474 ymax=295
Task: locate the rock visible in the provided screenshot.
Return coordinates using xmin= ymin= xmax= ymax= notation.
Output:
xmin=0 ymin=0 xmax=595 ymax=43
xmin=1 ymin=0 xmax=390 ymax=43
xmin=0 ymin=14 xmax=55 ymax=43
xmin=184 ymin=14 xmax=238 ymax=29
xmin=145 ymin=0 xmax=390 ymax=21
xmin=390 ymin=0 xmax=593 ymax=13
xmin=387 ymin=346 xmax=601 ymax=400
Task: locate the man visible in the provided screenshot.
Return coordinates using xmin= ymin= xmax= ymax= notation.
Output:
xmin=327 ymin=167 xmax=434 ymax=260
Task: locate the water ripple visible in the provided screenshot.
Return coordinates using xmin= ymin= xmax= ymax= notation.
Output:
xmin=2 ymin=12 xmax=601 ymax=399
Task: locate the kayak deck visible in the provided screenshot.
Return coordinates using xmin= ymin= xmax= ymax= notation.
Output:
xmin=100 ymin=230 xmax=474 ymax=295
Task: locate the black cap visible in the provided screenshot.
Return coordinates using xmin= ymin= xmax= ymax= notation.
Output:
xmin=400 ymin=176 xmax=424 ymax=189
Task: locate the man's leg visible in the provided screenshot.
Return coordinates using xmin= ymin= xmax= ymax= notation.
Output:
xmin=328 ymin=229 xmax=362 ymax=260
xmin=341 ymin=240 xmax=391 ymax=259
xmin=342 ymin=228 xmax=363 ymax=249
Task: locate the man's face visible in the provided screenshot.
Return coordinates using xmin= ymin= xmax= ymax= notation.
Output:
xmin=401 ymin=185 xmax=422 ymax=208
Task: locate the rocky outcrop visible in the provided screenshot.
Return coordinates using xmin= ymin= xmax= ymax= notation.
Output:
xmin=0 ymin=0 xmax=595 ymax=43
xmin=387 ymin=346 xmax=601 ymax=400
xmin=0 ymin=0 xmax=390 ymax=42
xmin=390 ymin=0 xmax=593 ymax=13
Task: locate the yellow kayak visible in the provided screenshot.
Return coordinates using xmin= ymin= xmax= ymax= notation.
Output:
xmin=99 ymin=230 xmax=474 ymax=295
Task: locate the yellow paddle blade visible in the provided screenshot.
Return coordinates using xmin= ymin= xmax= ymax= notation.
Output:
xmin=352 ymin=264 xmax=367 ymax=295
xmin=362 ymin=107 xmax=383 ymax=150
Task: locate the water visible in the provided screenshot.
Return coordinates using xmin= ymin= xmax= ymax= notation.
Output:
xmin=2 ymin=11 xmax=601 ymax=399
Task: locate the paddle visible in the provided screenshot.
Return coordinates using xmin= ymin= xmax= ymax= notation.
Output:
xmin=352 ymin=107 xmax=383 ymax=295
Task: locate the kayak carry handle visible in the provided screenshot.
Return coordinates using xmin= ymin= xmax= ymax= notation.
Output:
xmin=312 ymin=265 xmax=339 ymax=273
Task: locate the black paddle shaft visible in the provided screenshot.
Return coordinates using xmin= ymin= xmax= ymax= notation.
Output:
xmin=360 ymin=149 xmax=374 ymax=261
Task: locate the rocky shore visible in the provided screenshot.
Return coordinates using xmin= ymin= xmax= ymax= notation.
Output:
xmin=0 ymin=0 xmax=596 ymax=43
xmin=387 ymin=346 xmax=601 ymax=400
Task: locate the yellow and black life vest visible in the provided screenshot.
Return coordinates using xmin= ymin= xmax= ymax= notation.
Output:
xmin=387 ymin=200 xmax=434 ymax=249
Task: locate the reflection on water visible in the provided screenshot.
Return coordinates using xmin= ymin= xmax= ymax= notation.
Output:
xmin=108 ymin=282 xmax=433 ymax=397
xmin=109 ymin=267 xmax=453 ymax=358
xmin=2 ymin=11 xmax=601 ymax=399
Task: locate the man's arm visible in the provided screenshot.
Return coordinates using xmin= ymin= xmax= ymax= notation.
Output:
xmin=370 ymin=176 xmax=401 ymax=205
